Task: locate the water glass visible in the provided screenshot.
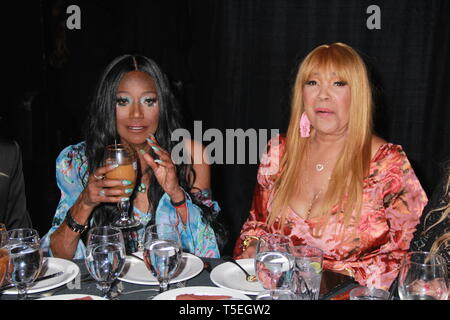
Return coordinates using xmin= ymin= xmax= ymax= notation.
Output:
xmin=291 ymin=245 xmax=324 ymax=300
xmin=5 ymin=228 xmax=43 ymax=300
xmin=143 ymin=224 xmax=182 ymax=293
xmin=349 ymin=286 xmax=389 ymax=300
xmin=255 ymin=233 xmax=295 ymax=293
xmin=398 ymin=251 xmax=448 ymax=300
xmin=85 ymin=226 xmax=126 ymax=299
xmin=7 ymin=228 xmax=40 ymax=245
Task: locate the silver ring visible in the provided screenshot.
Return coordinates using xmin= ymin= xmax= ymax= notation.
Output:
xmin=99 ymin=189 xmax=106 ymax=197
xmin=94 ymin=174 xmax=104 ymax=180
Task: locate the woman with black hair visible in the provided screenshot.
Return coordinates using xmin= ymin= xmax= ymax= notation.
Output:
xmin=41 ymin=54 xmax=223 ymax=259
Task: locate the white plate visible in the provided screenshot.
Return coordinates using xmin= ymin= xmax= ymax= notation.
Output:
xmin=153 ymin=286 xmax=252 ymax=300
xmin=3 ymin=257 xmax=80 ymax=295
xmin=210 ymin=259 xmax=264 ymax=295
xmin=37 ymin=294 xmax=107 ymax=300
xmin=118 ymin=251 xmax=203 ymax=285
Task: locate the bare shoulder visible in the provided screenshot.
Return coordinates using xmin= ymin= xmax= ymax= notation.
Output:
xmin=371 ymin=135 xmax=388 ymax=158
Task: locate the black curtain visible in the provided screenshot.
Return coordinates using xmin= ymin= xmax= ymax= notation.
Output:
xmin=3 ymin=0 xmax=449 ymax=256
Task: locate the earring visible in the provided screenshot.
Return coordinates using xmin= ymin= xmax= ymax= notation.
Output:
xmin=299 ymin=112 xmax=311 ymax=137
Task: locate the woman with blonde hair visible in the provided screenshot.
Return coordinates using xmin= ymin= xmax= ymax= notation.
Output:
xmin=410 ymin=164 xmax=450 ymax=271
xmin=234 ymin=43 xmax=428 ymax=290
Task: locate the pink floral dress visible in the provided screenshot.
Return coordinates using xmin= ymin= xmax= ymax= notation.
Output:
xmin=234 ymin=135 xmax=428 ymax=290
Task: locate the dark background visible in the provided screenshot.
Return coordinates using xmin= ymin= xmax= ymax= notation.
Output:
xmin=2 ymin=0 xmax=449 ymax=255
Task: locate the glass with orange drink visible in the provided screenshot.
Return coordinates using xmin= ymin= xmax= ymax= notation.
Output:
xmin=104 ymin=144 xmax=140 ymax=228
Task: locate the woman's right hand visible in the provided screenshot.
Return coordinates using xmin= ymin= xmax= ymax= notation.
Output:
xmin=79 ymin=164 xmax=132 ymax=208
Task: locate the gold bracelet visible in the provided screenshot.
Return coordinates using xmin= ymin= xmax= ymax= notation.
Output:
xmin=345 ymin=267 xmax=355 ymax=278
xmin=242 ymin=236 xmax=259 ymax=250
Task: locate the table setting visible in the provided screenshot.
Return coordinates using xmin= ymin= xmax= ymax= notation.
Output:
xmin=0 ymin=226 xmax=447 ymax=301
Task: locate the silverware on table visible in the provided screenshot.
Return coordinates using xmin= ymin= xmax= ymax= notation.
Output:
xmin=0 ymin=271 xmax=64 ymax=292
xmin=223 ymin=256 xmax=257 ymax=282
xmin=130 ymin=253 xmax=145 ymax=262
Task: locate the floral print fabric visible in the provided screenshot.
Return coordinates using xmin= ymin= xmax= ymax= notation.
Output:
xmin=41 ymin=142 xmax=221 ymax=259
xmin=234 ymin=135 xmax=428 ymax=290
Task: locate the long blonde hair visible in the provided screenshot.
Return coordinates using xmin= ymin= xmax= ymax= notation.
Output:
xmin=268 ymin=43 xmax=373 ymax=237
xmin=425 ymin=167 xmax=450 ymax=254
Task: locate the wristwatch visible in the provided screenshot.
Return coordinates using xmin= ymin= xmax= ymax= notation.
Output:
xmin=65 ymin=211 xmax=88 ymax=234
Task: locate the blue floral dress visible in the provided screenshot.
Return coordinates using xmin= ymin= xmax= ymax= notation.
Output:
xmin=40 ymin=142 xmax=221 ymax=259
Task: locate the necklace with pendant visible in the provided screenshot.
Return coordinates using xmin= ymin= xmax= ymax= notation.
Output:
xmin=315 ymin=158 xmax=331 ymax=172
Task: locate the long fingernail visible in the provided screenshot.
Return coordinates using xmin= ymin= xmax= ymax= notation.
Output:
xmin=110 ymin=163 xmax=119 ymax=169
xmin=124 ymin=188 xmax=133 ymax=194
xmin=122 ymin=180 xmax=132 ymax=186
xmin=154 ymin=159 xmax=163 ymax=164
xmin=139 ymin=149 xmax=146 ymax=155
xmin=146 ymin=137 xmax=154 ymax=144
xmin=151 ymin=146 xmax=160 ymax=152
xmin=121 ymin=197 xmax=130 ymax=201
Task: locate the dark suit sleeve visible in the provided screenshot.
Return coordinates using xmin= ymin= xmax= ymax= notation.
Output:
xmin=4 ymin=141 xmax=32 ymax=229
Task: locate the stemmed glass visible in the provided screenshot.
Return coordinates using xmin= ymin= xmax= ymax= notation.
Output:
xmin=5 ymin=228 xmax=43 ymax=300
xmin=103 ymin=144 xmax=140 ymax=229
xmin=255 ymin=233 xmax=296 ymax=299
xmin=85 ymin=226 xmax=126 ymax=299
xmin=143 ymin=224 xmax=182 ymax=294
xmin=398 ymin=251 xmax=448 ymax=300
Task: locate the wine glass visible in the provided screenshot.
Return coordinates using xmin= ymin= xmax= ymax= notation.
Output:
xmin=5 ymin=228 xmax=43 ymax=300
xmin=103 ymin=144 xmax=140 ymax=229
xmin=143 ymin=224 xmax=182 ymax=293
xmin=85 ymin=226 xmax=126 ymax=299
xmin=398 ymin=251 xmax=448 ymax=300
xmin=255 ymin=233 xmax=296 ymax=299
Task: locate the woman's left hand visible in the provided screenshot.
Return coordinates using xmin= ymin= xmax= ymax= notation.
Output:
xmin=141 ymin=134 xmax=184 ymax=201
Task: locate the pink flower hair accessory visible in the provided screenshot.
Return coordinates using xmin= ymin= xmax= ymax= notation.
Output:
xmin=299 ymin=112 xmax=311 ymax=137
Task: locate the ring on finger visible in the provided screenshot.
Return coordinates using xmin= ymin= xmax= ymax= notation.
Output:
xmin=99 ymin=189 xmax=106 ymax=197
xmin=94 ymin=174 xmax=104 ymax=180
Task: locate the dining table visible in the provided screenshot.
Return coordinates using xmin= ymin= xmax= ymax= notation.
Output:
xmin=0 ymin=255 xmax=360 ymax=301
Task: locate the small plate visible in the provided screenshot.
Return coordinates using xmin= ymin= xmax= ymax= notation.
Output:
xmin=3 ymin=257 xmax=80 ymax=295
xmin=210 ymin=259 xmax=264 ymax=295
xmin=37 ymin=294 xmax=107 ymax=300
xmin=153 ymin=286 xmax=252 ymax=300
xmin=118 ymin=251 xmax=203 ymax=285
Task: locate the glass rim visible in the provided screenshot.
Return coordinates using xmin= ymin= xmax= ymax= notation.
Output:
xmin=7 ymin=228 xmax=39 ymax=237
xmin=402 ymin=251 xmax=447 ymax=267
xmin=105 ymin=143 xmax=133 ymax=151
xmin=258 ymin=233 xmax=291 ymax=243
xmin=291 ymin=244 xmax=324 ymax=256
xmin=88 ymin=226 xmax=123 ymax=236
xmin=145 ymin=223 xmax=178 ymax=230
